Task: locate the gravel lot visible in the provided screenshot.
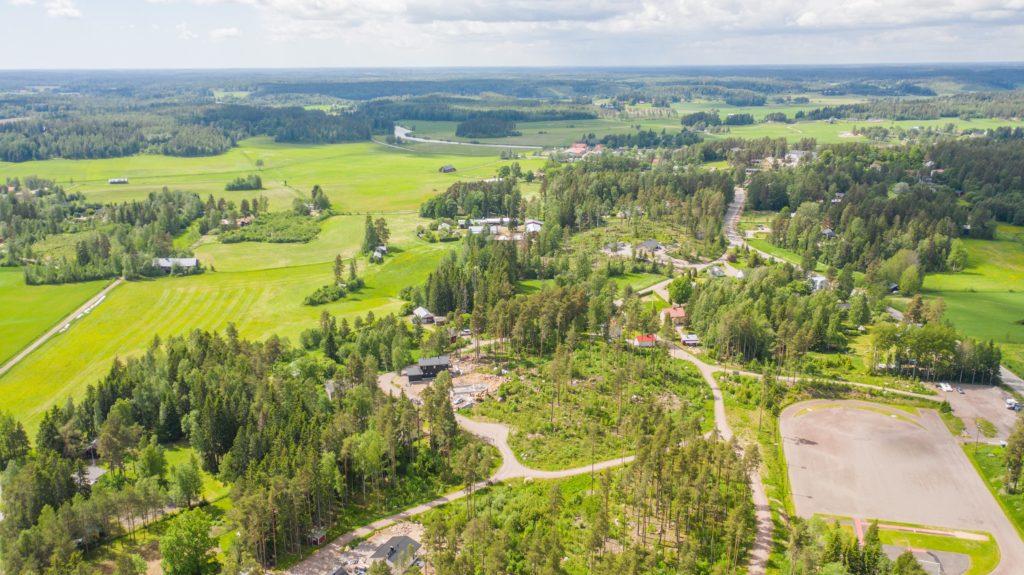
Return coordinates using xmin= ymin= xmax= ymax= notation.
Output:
xmin=939 ymin=384 xmax=1019 ymax=440
xmin=780 ymin=400 xmax=1024 ymax=574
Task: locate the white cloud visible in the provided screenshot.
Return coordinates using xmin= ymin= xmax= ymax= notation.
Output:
xmin=44 ymin=0 xmax=79 ymax=18
xmin=176 ymin=22 xmax=198 ymax=39
xmin=8 ymin=0 xmax=37 ymax=6
xmin=209 ymin=26 xmax=242 ymax=39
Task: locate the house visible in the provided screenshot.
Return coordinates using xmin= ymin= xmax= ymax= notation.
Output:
xmin=785 ymin=150 xmax=812 ymax=165
xmin=637 ymin=240 xmax=662 ymax=255
xmin=107 ymin=178 xmax=129 ymax=185
xmin=153 ymin=258 xmax=198 ymax=273
xmin=370 ymin=535 xmax=421 ymax=572
xmin=632 ymin=334 xmax=657 ymax=348
xmin=524 ymin=219 xmax=543 ymax=234
xmin=565 ymin=142 xmax=589 ymax=158
xmin=681 ymin=333 xmax=700 ymax=347
xmin=821 ymin=227 xmax=836 ymax=240
xmin=407 ymin=355 xmax=451 ymax=383
xmin=468 ymin=225 xmax=485 ymax=235
xmin=412 ymin=306 xmax=435 ymax=324
xmin=809 ymin=274 xmax=829 ymax=292
xmin=662 ymin=306 xmax=687 ymax=325
xmin=439 ymin=164 xmax=457 ymax=173
xmin=78 ymin=465 xmax=107 ymax=487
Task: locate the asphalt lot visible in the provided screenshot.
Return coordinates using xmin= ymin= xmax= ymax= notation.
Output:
xmin=939 ymin=384 xmax=1019 ymax=440
xmin=780 ymin=400 xmax=1024 ymax=574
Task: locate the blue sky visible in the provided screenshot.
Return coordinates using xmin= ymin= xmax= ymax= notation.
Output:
xmin=2 ymin=0 xmax=1023 ymax=69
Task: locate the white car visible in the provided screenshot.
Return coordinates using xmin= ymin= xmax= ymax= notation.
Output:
xmin=939 ymin=383 xmax=953 ymax=392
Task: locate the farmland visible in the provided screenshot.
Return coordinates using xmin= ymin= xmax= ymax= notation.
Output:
xmin=924 ymin=225 xmax=1024 ymax=375
xmin=0 ymin=236 xmax=453 ymax=434
xmin=0 ymin=137 xmax=546 ymax=212
xmin=0 ymin=268 xmax=107 ymax=365
xmin=401 ymin=111 xmax=1024 ymax=148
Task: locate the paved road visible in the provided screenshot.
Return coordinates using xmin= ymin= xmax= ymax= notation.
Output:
xmin=394 ymin=126 xmax=542 ymax=150
xmin=0 ymin=277 xmax=123 ymax=379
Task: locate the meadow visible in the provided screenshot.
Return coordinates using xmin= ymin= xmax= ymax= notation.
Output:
xmin=0 ymin=137 xmax=545 ymax=212
xmin=924 ymin=225 xmax=1024 ymax=376
xmin=0 ymin=268 xmax=107 ymax=365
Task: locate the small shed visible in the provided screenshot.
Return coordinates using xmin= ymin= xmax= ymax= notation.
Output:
xmin=439 ymin=164 xmax=457 ymax=173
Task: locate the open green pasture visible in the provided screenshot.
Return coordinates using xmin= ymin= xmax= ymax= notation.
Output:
xmin=0 ymin=268 xmax=107 ymax=365
xmin=0 ymin=239 xmax=453 ymax=434
xmin=0 ymin=137 xmax=544 ymax=212
xmin=924 ymin=225 xmax=1024 ymax=375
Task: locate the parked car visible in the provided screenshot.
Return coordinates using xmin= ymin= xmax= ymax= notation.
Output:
xmin=957 ymin=386 xmax=965 ymax=394
xmin=939 ymin=383 xmax=953 ymax=392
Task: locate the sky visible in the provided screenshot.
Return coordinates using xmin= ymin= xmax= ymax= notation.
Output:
xmin=1 ymin=0 xmax=1024 ymax=69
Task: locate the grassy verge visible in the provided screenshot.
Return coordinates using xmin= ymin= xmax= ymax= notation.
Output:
xmin=963 ymin=444 xmax=1024 ymax=541
xmin=941 ymin=410 xmax=968 ymax=437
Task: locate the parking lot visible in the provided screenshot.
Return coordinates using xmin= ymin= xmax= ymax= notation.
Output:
xmin=780 ymin=400 xmax=1024 ymax=574
xmin=938 ymin=384 xmax=1019 ymax=440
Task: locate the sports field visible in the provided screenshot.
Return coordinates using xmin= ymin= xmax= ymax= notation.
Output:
xmin=924 ymin=225 xmax=1024 ymax=376
xmin=0 ymin=268 xmax=107 ymax=365
xmin=0 ymin=137 xmax=545 ymax=212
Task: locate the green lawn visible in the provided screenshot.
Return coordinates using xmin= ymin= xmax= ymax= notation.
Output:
xmin=0 ymin=268 xmax=108 ymax=365
xmin=924 ymin=225 xmax=1024 ymax=376
xmin=0 ymin=137 xmax=545 ymax=213
xmin=875 ymin=528 xmax=998 ymax=575
xmin=0 ymin=240 xmax=454 ymax=434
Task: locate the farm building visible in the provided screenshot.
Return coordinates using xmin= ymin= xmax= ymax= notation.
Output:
xmin=370 ymin=535 xmax=421 ymax=572
xmin=153 ymin=258 xmax=198 ymax=273
xmin=439 ymin=164 xmax=457 ymax=173
xmin=412 ymin=306 xmax=435 ymax=324
xmin=632 ymin=334 xmax=657 ymax=348
xmin=107 ymin=178 xmax=129 ymax=184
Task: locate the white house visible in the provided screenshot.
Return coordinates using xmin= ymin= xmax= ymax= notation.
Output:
xmin=524 ymin=219 xmax=543 ymax=234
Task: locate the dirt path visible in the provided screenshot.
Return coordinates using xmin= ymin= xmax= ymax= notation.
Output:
xmin=0 ymin=277 xmax=123 ymax=380
xmin=669 ymin=346 xmax=772 ymax=575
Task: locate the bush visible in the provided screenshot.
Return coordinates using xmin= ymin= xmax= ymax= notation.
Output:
xmin=304 ymin=284 xmax=345 ymax=306
xmin=220 ymin=213 xmax=320 ymax=243
xmin=225 ymin=174 xmax=262 ymax=191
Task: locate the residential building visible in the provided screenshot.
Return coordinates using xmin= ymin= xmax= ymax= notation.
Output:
xmin=632 ymin=334 xmax=657 ymax=348
xmin=370 ymin=536 xmax=421 ymax=572
xmin=412 ymin=306 xmax=434 ymax=324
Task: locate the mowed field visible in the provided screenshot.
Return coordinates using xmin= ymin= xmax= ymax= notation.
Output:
xmin=0 ymin=238 xmax=454 ymax=434
xmin=0 ymin=269 xmax=108 ymax=365
xmin=0 ymin=138 xmax=538 ymax=433
xmin=924 ymin=225 xmax=1024 ymax=376
xmin=403 ymin=115 xmax=1024 ymax=147
xmin=0 ymin=137 xmax=545 ymax=212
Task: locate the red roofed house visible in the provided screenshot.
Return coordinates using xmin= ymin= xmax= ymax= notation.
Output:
xmin=632 ymin=334 xmax=657 ymax=348
xmin=566 ymin=142 xmax=589 ymax=158
xmin=662 ymin=306 xmax=687 ymax=326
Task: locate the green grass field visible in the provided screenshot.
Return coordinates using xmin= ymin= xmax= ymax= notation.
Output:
xmin=0 ymin=234 xmax=453 ymax=434
xmin=0 ymin=268 xmax=108 ymax=366
xmin=0 ymin=137 xmax=545 ymax=212
xmin=924 ymin=225 xmax=1024 ymax=376
xmin=965 ymin=444 xmax=1024 ymax=541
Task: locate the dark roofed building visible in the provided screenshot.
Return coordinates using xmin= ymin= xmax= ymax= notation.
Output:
xmin=406 ymin=355 xmax=450 ymax=383
xmin=439 ymin=164 xmax=456 ymax=173
xmin=371 ymin=535 xmax=421 ymax=571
